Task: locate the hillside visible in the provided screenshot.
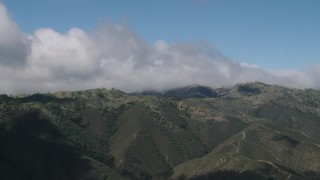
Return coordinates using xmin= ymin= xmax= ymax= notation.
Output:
xmin=0 ymin=82 xmax=320 ymax=179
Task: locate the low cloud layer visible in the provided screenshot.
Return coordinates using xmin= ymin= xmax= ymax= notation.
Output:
xmin=0 ymin=4 xmax=319 ymax=94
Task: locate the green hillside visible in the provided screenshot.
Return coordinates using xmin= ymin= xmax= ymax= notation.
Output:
xmin=0 ymin=82 xmax=320 ymax=179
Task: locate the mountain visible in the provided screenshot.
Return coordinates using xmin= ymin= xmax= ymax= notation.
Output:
xmin=0 ymin=83 xmax=320 ymax=179
xmin=130 ymin=85 xmax=217 ymax=99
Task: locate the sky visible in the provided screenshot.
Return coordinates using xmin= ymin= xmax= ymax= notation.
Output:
xmin=0 ymin=0 xmax=320 ymax=94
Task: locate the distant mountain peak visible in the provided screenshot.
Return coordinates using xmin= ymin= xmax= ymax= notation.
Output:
xmin=130 ymin=85 xmax=217 ymax=99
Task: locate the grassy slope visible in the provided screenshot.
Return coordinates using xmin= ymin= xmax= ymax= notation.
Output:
xmin=172 ymin=123 xmax=320 ymax=179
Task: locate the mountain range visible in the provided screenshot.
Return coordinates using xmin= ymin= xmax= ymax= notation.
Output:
xmin=1 ymin=82 xmax=320 ymax=179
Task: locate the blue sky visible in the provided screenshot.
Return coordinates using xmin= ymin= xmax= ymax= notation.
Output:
xmin=2 ymin=0 xmax=320 ymax=70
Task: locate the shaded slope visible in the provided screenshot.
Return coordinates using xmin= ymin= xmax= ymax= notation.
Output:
xmin=0 ymin=110 xmax=122 ymax=180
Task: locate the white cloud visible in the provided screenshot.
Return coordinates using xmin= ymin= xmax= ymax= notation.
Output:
xmin=29 ymin=28 xmax=98 ymax=80
xmin=0 ymin=3 xmax=318 ymax=94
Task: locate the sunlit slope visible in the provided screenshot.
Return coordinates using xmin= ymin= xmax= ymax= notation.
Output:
xmin=173 ymin=123 xmax=320 ymax=179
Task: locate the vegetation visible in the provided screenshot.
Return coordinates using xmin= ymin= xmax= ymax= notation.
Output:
xmin=1 ymin=82 xmax=320 ymax=179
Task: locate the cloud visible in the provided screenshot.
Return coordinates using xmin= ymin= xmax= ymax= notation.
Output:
xmin=0 ymin=4 xmax=30 ymax=67
xmin=0 ymin=3 xmax=318 ymax=94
